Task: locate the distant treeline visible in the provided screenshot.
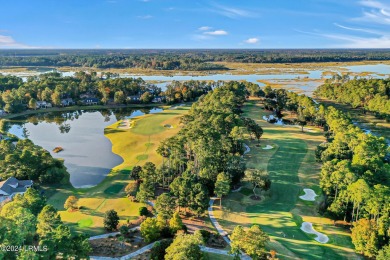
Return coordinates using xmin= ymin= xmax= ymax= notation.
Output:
xmin=1 ymin=49 xmax=390 ymax=70
xmin=314 ymin=76 xmax=390 ymax=121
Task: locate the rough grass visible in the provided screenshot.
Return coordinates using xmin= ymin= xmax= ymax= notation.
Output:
xmin=213 ymin=99 xmax=357 ymax=260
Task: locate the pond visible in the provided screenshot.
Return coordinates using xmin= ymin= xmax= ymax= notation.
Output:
xmin=6 ymin=107 xmax=163 ymax=188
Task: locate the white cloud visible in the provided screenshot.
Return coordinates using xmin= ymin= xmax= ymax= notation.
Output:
xmin=295 ymin=29 xmax=390 ymax=48
xmin=199 ymin=26 xmax=212 ymax=31
xmin=0 ymin=34 xmax=31 ymax=48
xmin=327 ymin=34 xmax=390 ymax=48
xmin=212 ymin=4 xmax=254 ymax=18
xmin=137 ymin=15 xmax=153 ymax=19
xmin=204 ymin=30 xmax=228 ymax=35
xmin=295 ymin=1 xmax=390 ymax=48
xmin=333 ymin=23 xmax=382 ymax=35
xmin=192 ymin=34 xmax=213 ymax=41
xmin=356 ymin=0 xmax=390 ymax=24
xmin=244 ymin=37 xmax=259 ymax=44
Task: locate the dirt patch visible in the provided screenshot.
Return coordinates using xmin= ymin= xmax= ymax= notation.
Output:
xmin=205 ymin=233 xmax=228 ymax=249
xmin=182 ymin=217 xmax=214 ymax=234
xmin=89 ymin=229 xmax=147 ymax=257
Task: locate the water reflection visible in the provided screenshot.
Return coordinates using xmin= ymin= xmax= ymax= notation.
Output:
xmin=6 ymin=107 xmax=163 ymax=188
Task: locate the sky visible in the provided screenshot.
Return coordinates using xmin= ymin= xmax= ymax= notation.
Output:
xmin=0 ymin=0 xmax=390 ymax=49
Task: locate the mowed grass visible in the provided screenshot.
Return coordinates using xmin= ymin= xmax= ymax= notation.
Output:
xmin=47 ymin=106 xmax=190 ymax=236
xmin=58 ymin=196 xmax=143 ymax=236
xmin=213 ymin=99 xmax=357 ymax=260
xmin=104 ymin=184 xmax=125 ymax=195
xmin=204 ymin=252 xmax=234 ymax=260
xmin=105 ymin=106 xmax=190 ymax=169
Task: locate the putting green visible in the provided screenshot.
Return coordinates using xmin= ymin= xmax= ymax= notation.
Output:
xmin=78 ymin=218 xmax=93 ymax=228
xmin=136 ymin=154 xmax=148 ymax=161
xmin=105 ymin=106 xmax=190 ymax=169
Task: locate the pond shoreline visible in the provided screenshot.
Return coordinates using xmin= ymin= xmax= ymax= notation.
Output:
xmin=0 ymin=103 xmax=164 ymax=120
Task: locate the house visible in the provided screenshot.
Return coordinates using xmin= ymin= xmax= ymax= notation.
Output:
xmin=36 ymin=101 xmax=46 ymax=108
xmin=82 ymin=97 xmax=99 ymax=105
xmin=152 ymin=97 xmax=164 ymax=103
xmin=80 ymin=93 xmax=96 ymax=99
xmin=36 ymin=101 xmax=53 ymax=109
xmin=0 ymin=177 xmax=33 ymax=203
xmin=61 ymin=98 xmax=75 ymax=106
xmin=127 ymin=95 xmax=141 ymax=101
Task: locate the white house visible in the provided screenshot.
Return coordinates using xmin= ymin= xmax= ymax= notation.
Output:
xmin=61 ymin=98 xmax=75 ymax=106
xmin=0 ymin=177 xmax=33 ymax=203
xmin=36 ymin=101 xmax=47 ymax=108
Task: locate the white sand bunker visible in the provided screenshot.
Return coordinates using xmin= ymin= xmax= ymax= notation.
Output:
xmin=262 ymin=145 xmax=274 ymax=150
xmin=118 ymin=119 xmax=131 ymax=129
xmin=299 ymin=188 xmax=318 ymax=201
xmin=243 ymin=143 xmax=251 ymax=154
xmin=300 ymin=222 xmax=329 ymax=243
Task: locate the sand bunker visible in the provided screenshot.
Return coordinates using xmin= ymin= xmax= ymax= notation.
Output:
xmin=118 ymin=119 xmax=131 ymax=129
xmin=262 ymin=145 xmax=274 ymax=150
xmin=243 ymin=143 xmax=250 ymax=154
xmin=299 ymin=188 xmax=318 ymax=201
xmin=300 ymin=222 xmax=329 ymax=243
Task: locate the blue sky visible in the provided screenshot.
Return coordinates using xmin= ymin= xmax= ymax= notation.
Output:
xmin=0 ymin=0 xmax=389 ymax=48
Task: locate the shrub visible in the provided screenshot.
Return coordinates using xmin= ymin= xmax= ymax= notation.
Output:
xmin=197 ymin=229 xmax=211 ymax=243
xmin=119 ymin=225 xmax=129 ymax=236
xmin=103 ymin=210 xmax=119 ymax=231
xmin=128 ymin=195 xmax=137 ymax=202
xmin=125 ymin=182 xmax=139 ymax=197
xmin=139 ymin=206 xmax=148 ymax=216
xmin=64 ymin=195 xmax=78 ymax=211
xmin=140 ymin=218 xmax=161 ymax=243
xmin=150 ymin=239 xmax=173 ymax=260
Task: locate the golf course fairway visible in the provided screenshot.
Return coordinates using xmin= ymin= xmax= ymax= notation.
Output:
xmin=211 ymin=99 xmax=358 ymax=260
